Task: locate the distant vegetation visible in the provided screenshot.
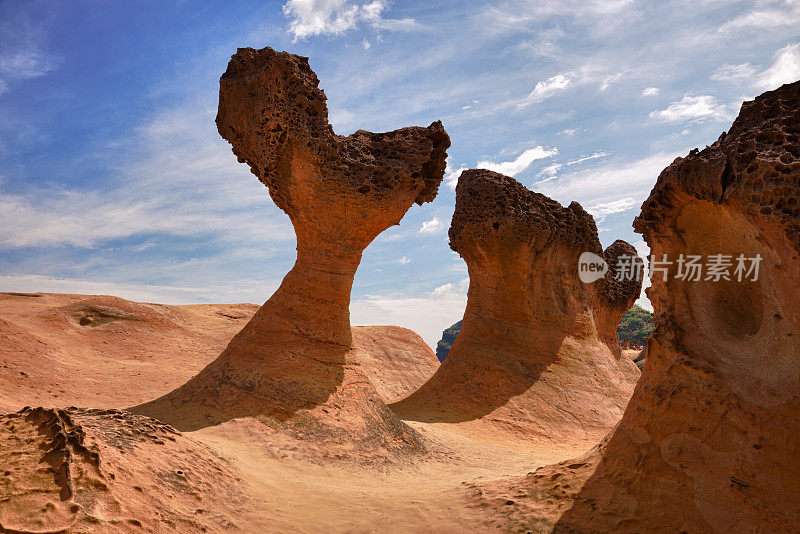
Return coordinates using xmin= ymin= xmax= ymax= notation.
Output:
xmin=435 ymin=320 xmax=462 ymax=362
xmin=616 ymin=305 xmax=654 ymax=347
xmin=435 ymin=305 xmax=654 ymax=362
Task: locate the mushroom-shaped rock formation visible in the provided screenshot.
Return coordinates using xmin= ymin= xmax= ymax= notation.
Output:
xmin=594 ymin=240 xmax=645 ymax=357
xmin=476 ymin=81 xmax=800 ymax=533
xmin=390 ymin=169 xmax=640 ymax=451
xmin=131 ymin=47 xmax=449 ymax=454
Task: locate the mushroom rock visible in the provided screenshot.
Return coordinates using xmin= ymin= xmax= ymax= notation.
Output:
xmin=131 ymin=47 xmax=449 ymax=454
xmin=390 ymin=169 xmax=640 ymax=451
xmin=479 ymin=81 xmax=800 ymax=533
xmin=593 ymin=240 xmax=645 ymax=357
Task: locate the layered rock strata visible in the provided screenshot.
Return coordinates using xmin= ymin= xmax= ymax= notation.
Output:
xmin=391 ymin=169 xmax=640 ymax=450
xmin=132 ymin=46 xmax=449 ymax=454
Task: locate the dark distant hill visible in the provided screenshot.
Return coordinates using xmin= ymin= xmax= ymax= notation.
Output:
xmin=435 ymin=320 xmax=462 ymax=362
xmin=435 ymin=305 xmax=654 ymax=362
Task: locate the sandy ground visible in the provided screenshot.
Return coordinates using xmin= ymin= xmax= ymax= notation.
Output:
xmin=0 ymin=292 xmax=637 ymax=533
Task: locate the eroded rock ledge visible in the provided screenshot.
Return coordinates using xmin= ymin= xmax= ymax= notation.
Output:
xmin=0 ymin=407 xmax=247 ymax=533
xmin=391 ymin=169 xmax=641 ymax=449
xmin=131 ymin=46 xmax=449 ymax=455
xmin=476 ymin=81 xmax=800 ymax=533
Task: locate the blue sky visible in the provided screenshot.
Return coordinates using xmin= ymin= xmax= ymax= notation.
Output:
xmin=1 ymin=0 xmax=799 ymax=346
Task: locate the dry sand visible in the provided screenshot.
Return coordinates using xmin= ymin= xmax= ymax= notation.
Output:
xmin=0 ymin=292 xmax=610 ymax=532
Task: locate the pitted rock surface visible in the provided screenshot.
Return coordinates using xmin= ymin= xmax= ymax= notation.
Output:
xmin=636 ymin=80 xmax=800 ymax=251
xmin=473 ymin=80 xmax=800 ymax=534
xmin=391 ymin=169 xmax=640 ymax=450
xmin=216 ymin=47 xmax=449 ymax=226
xmin=0 ymin=407 xmax=247 ymax=533
xmin=449 ymin=169 xmax=601 ymax=256
xmin=132 ymin=47 xmax=448 ymax=457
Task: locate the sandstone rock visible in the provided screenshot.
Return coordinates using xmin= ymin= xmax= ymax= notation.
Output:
xmin=390 ymin=169 xmax=640 ymax=450
xmin=594 ymin=239 xmax=644 ymax=357
xmin=0 ymin=292 xmax=260 ymax=412
xmin=477 ymin=81 xmax=800 ymax=533
xmin=131 ymin=47 xmax=449 ymax=456
xmin=0 ymin=407 xmax=249 ymax=532
xmin=0 ymin=293 xmax=439 ymax=415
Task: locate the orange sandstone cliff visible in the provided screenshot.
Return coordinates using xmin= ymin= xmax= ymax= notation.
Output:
xmin=131 ymin=47 xmax=450 ymax=453
xmin=390 ymin=169 xmax=641 ymax=450
xmin=474 ymin=81 xmax=800 ymax=533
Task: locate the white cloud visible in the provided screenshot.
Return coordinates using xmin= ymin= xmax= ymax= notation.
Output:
xmin=0 ymin=106 xmax=294 ymax=248
xmin=585 ymin=197 xmax=639 ymax=222
xmin=711 ymin=63 xmax=757 ymax=82
xmin=282 ymin=0 xmax=416 ymax=41
xmin=719 ymin=2 xmax=800 ymax=32
xmin=0 ymin=50 xmax=56 ymax=79
xmin=393 ymin=256 xmax=411 ymax=265
xmin=534 ymin=152 xmax=607 ymax=184
xmin=649 ymin=94 xmax=733 ymax=123
xmin=328 ymin=107 xmax=357 ymax=133
xmin=477 ymin=145 xmax=558 ymax=176
xmin=567 ymin=151 xmax=608 ymax=166
xmin=536 ymin=163 xmax=563 ymax=180
xmin=370 ymin=17 xmax=418 ymax=31
xmin=419 ymin=216 xmax=445 ymax=234
xmin=536 ymin=152 xmax=679 ymax=221
xmin=756 ymin=42 xmax=800 ymax=89
xmin=0 ymin=273 xmax=277 ymax=306
xmin=443 ymin=157 xmax=469 ymax=190
xmin=599 ymin=71 xmax=625 ymax=91
xmin=361 ymin=38 xmax=371 ymax=49
xmin=641 ymin=87 xmax=660 ymax=96
xmin=557 ymin=128 xmax=580 ymax=136
xmin=630 ymin=238 xmax=653 ymax=312
xmin=351 ymin=279 xmax=468 ymax=347
xmin=521 ymin=72 xmax=575 ymax=105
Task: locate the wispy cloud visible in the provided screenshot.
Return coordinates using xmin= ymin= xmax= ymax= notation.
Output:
xmin=351 ymin=278 xmax=468 ymax=347
xmin=536 ymin=152 xmax=679 ymax=220
xmin=756 ymin=42 xmax=800 ymax=89
xmin=0 ymin=106 xmax=294 ymax=248
xmin=719 ymin=1 xmax=800 ymax=32
xmin=521 ymin=72 xmax=575 ymax=105
xmin=585 ymin=197 xmax=639 ymax=222
xmin=649 ymin=94 xmax=733 ymax=124
xmin=534 ymin=152 xmax=607 ymax=184
xmin=443 ymin=157 xmax=469 ymax=190
xmin=711 ymin=62 xmax=757 ymax=82
xmin=0 ymin=273 xmax=277 ymax=305
xmin=419 ymin=216 xmax=445 ymax=234
xmin=641 ymin=87 xmax=660 ymax=96
xmin=282 ymin=0 xmax=417 ymax=41
xmin=0 ymin=15 xmax=59 ymax=95
xmin=477 ymin=145 xmax=558 ymax=176
xmin=599 ymin=71 xmax=626 ymax=91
